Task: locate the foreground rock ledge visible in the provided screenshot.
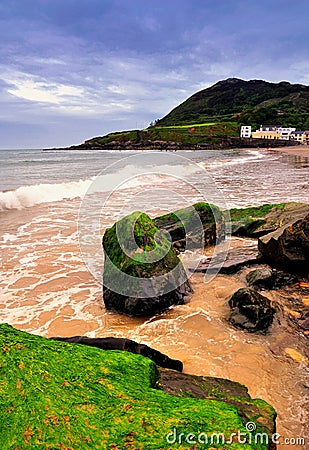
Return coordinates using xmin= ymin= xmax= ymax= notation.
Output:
xmin=0 ymin=324 xmax=277 ymax=449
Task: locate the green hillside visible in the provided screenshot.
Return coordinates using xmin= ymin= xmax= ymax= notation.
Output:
xmin=157 ymin=78 xmax=309 ymax=130
xmin=57 ymin=77 xmax=308 ymax=151
xmin=81 ymin=122 xmax=239 ymax=149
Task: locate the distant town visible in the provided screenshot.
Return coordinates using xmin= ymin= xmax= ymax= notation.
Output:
xmin=240 ymin=125 xmax=309 ymax=144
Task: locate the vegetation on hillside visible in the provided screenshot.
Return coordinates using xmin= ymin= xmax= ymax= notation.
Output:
xmin=59 ymin=77 xmax=308 ymax=150
xmin=157 ymin=78 xmax=309 ymax=130
xmin=84 ymin=122 xmax=239 ymax=148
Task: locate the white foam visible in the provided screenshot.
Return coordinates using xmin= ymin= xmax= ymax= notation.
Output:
xmin=1 ymin=233 xmax=18 ymax=243
xmin=0 ymin=178 xmax=95 ymax=211
xmin=200 ymin=150 xmax=270 ymax=169
xmin=0 ymin=162 xmax=200 ymax=211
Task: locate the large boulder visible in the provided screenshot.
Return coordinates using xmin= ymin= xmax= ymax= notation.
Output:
xmin=102 ymin=211 xmax=192 ymax=316
xmin=229 ymin=202 xmax=309 ymax=238
xmin=228 ymin=288 xmax=276 ymax=332
xmin=154 ymin=202 xmax=225 ymax=252
xmin=258 ymin=214 xmax=309 ymax=274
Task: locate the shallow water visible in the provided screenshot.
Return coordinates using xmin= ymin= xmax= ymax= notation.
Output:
xmin=1 ymin=148 xmax=308 ymax=447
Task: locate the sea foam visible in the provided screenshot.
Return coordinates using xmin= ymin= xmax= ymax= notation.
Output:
xmin=0 ymin=163 xmax=200 ymax=211
xmin=0 ymin=178 xmax=95 ymax=211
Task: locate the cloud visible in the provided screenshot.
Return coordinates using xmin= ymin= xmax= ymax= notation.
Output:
xmin=0 ymin=0 xmax=308 ymax=148
xmin=6 ymin=75 xmax=84 ymax=105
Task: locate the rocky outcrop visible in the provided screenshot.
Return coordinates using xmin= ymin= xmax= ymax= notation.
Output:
xmin=102 ymin=211 xmax=192 ymax=316
xmin=52 ymin=336 xmax=183 ymax=371
xmin=258 ymin=214 xmax=309 ymax=274
xmin=154 ymin=202 xmax=225 ymax=252
xmin=54 ymin=136 xmax=301 ymax=152
xmin=193 ymin=238 xmax=261 ymax=274
xmin=158 ymin=367 xmax=276 ymax=444
xmin=246 ymin=267 xmax=297 ymax=289
xmin=228 ymin=288 xmax=276 ymax=332
xmin=229 ymin=202 xmax=309 ymax=238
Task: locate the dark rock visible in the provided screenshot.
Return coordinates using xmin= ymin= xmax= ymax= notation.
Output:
xmin=158 ymin=367 xmax=276 ymax=442
xmin=258 ymin=214 xmax=309 ymax=274
xmin=102 ymin=211 xmax=192 ymax=316
xmin=154 ymin=202 xmax=225 ymax=252
xmin=228 ymin=288 xmax=276 ymax=332
xmin=51 ymin=336 xmax=183 ymax=371
xmin=246 ymin=268 xmax=297 ymax=289
xmin=193 ymin=239 xmax=261 ymax=274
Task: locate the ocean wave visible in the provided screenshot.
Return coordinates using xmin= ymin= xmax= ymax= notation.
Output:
xmin=0 ymin=162 xmax=200 ymax=211
xmin=199 ymin=150 xmax=271 ymax=169
xmin=0 ymin=178 xmax=96 ymax=211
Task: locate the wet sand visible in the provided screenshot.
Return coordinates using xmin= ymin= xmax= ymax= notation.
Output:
xmin=264 ymin=145 xmax=309 ymax=157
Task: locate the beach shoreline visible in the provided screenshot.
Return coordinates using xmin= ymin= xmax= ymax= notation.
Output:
xmin=261 ymin=144 xmax=309 ymax=157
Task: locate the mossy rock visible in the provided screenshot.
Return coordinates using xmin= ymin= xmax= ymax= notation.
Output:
xmin=0 ymin=324 xmax=276 ymax=449
xmin=154 ymin=202 xmax=225 ymax=252
xmin=102 ymin=211 xmax=192 ymax=316
xmin=228 ymin=202 xmax=309 ymax=237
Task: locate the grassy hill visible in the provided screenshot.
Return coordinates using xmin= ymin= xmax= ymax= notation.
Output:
xmin=57 ymin=77 xmax=308 ymax=150
xmin=79 ymin=121 xmax=240 ymax=149
xmin=157 ymin=78 xmax=309 ymax=130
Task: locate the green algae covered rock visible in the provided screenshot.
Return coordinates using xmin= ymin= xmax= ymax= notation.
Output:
xmin=0 ymin=324 xmax=276 ymax=449
xmin=154 ymin=201 xmax=225 ymax=252
xmin=102 ymin=211 xmax=192 ymax=316
xmin=229 ymin=202 xmax=309 ymax=238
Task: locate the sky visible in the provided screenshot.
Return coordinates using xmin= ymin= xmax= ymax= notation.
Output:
xmin=0 ymin=0 xmax=308 ymax=149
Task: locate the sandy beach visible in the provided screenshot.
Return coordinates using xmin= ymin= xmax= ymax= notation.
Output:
xmin=265 ymin=145 xmax=309 ymax=157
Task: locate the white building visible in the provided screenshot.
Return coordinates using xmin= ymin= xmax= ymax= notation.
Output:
xmin=240 ymin=126 xmax=252 ymax=138
xmin=277 ymin=126 xmax=296 ymax=140
xmin=291 ymin=131 xmax=307 ymax=144
xmin=259 ymin=125 xmax=296 ymax=140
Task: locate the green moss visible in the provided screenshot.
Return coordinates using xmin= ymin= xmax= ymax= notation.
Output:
xmin=154 ymin=202 xmax=224 ymax=248
xmin=227 ymin=203 xmax=287 ymax=236
xmin=0 ymin=324 xmax=275 ymax=449
xmin=155 ymin=202 xmax=220 ymax=227
xmin=103 ymin=211 xmax=179 ymax=279
xmin=229 ymin=204 xmax=285 ymax=221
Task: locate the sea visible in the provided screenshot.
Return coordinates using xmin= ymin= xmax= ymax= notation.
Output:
xmin=0 ymin=147 xmax=308 ymax=447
